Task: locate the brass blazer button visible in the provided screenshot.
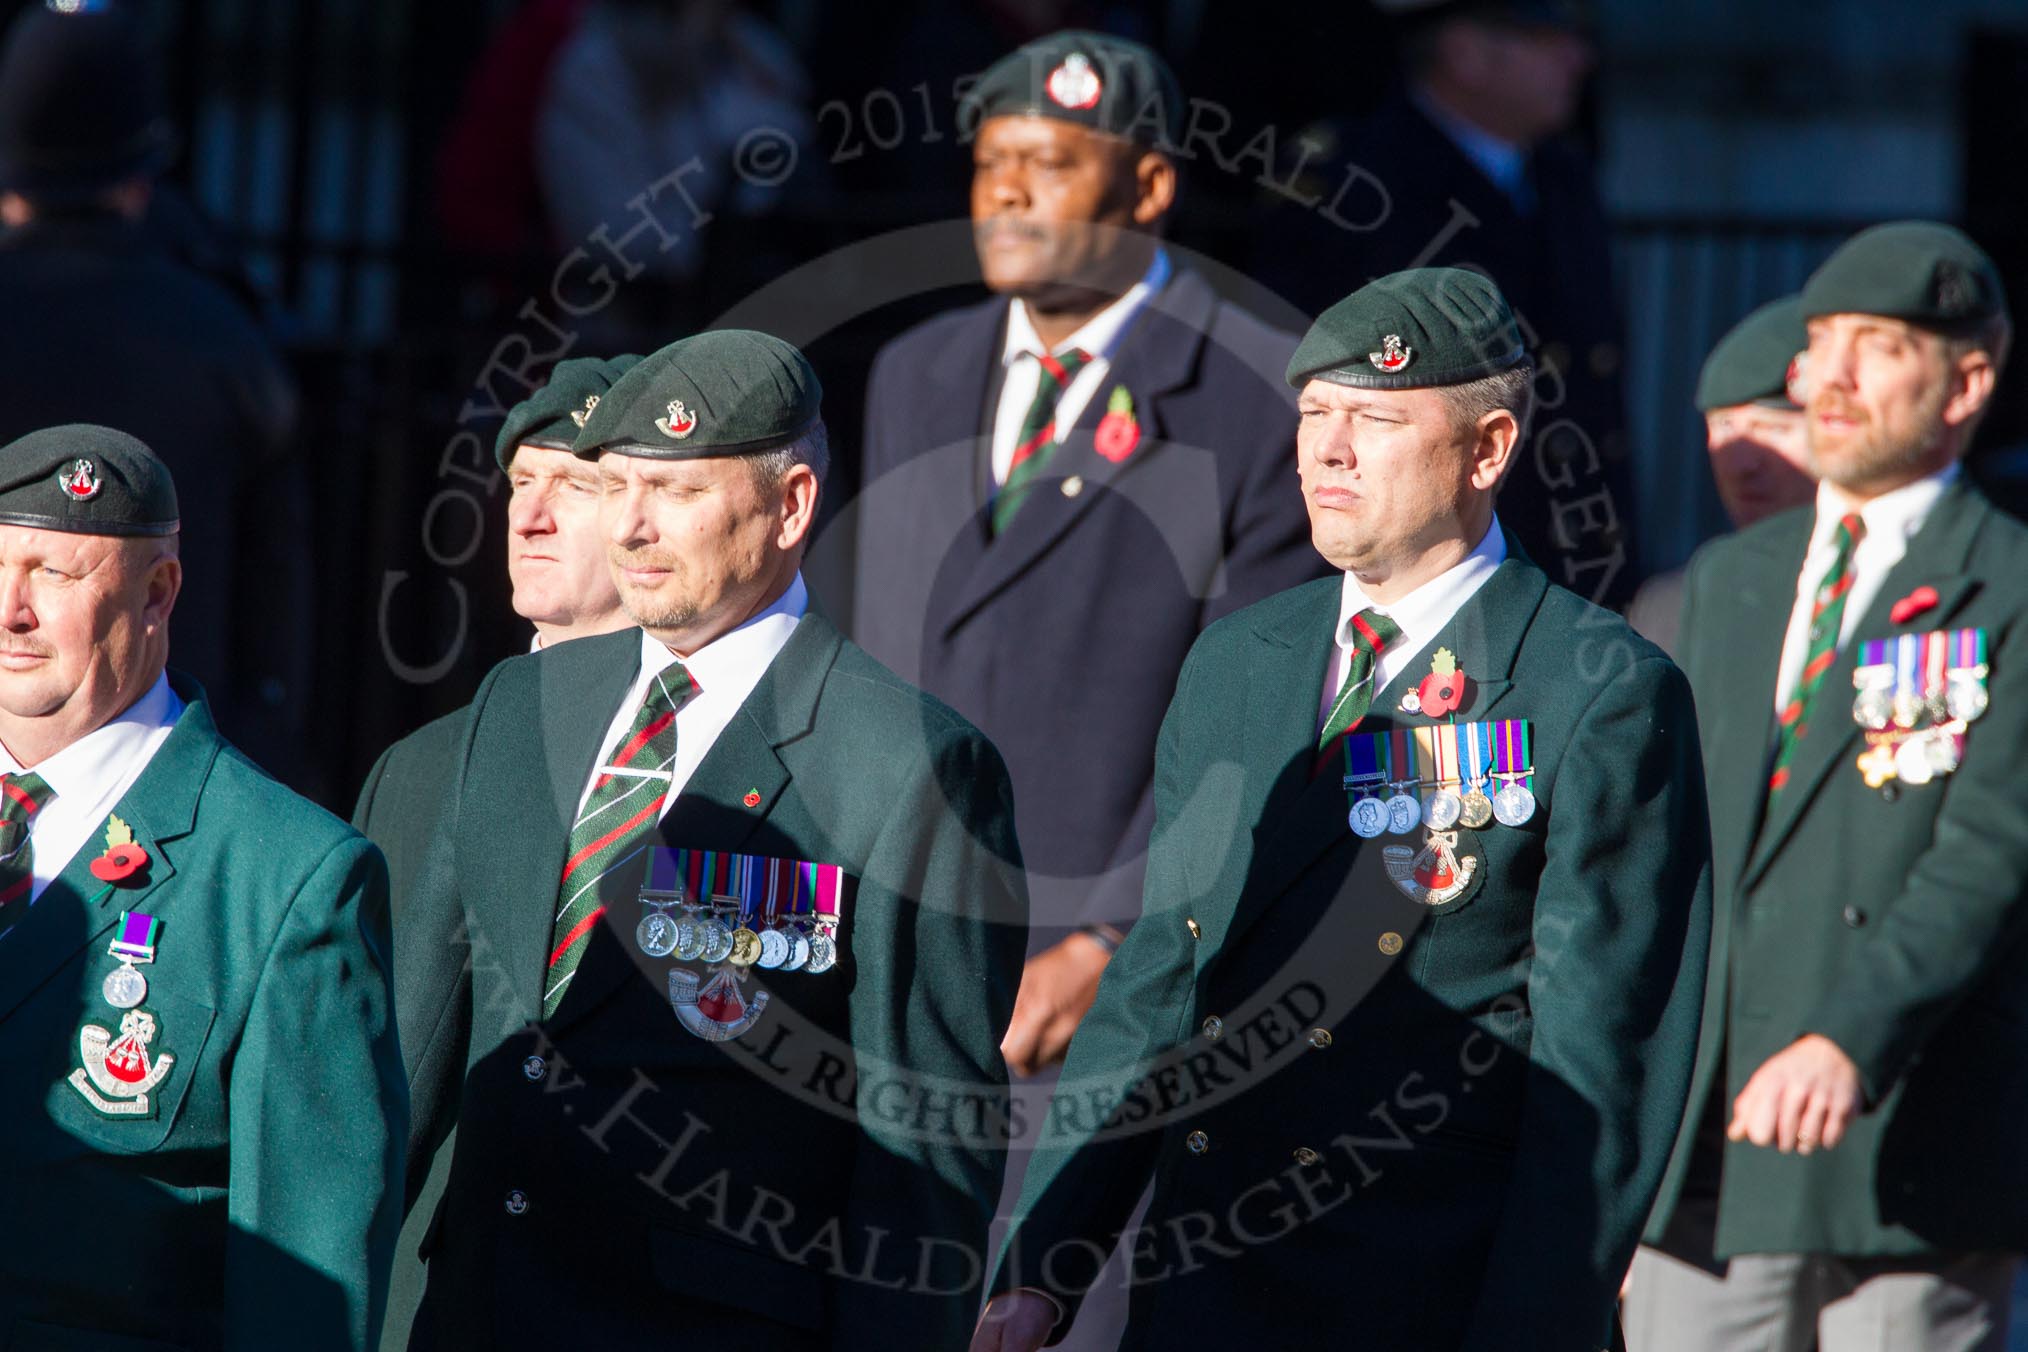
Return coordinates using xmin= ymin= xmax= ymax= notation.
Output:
xmin=1185 ymin=1130 xmax=1210 ymax=1155
xmin=1378 ymin=932 xmax=1404 ymax=956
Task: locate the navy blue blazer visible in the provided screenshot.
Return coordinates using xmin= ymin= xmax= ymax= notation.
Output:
xmin=852 ymin=266 xmax=1327 ymax=945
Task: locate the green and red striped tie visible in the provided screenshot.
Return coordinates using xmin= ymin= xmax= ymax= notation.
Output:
xmin=1319 ymin=608 xmax=1402 ymax=761
xmin=1769 ymin=512 xmax=1864 ymax=799
xmin=545 ymin=664 xmax=700 ymax=1018
xmin=993 ymin=346 xmax=1093 ymax=535
xmin=0 ymin=771 xmax=53 ymax=938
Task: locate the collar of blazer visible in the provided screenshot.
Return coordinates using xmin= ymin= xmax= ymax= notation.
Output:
xmin=934 ymin=268 xmax=1222 ymax=637
xmin=0 ymin=674 xmax=216 ymax=1026
xmin=1740 ymin=479 xmax=1989 ymax=889
xmin=480 ymin=615 xmax=843 ymax=1033
xmin=1216 ymin=559 xmax=1547 ymax=961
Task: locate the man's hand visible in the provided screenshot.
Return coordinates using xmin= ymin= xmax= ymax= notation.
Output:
xmin=1001 ymin=931 xmax=1113 ymax=1077
xmin=971 ymin=1290 xmax=1059 ymax=1352
xmin=1728 ymin=1033 xmax=1862 ymax=1155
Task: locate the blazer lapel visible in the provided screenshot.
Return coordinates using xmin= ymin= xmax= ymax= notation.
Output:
xmin=1217 ymin=558 xmax=1546 ymax=960
xmin=545 ymin=618 xmax=842 ymax=1034
xmin=0 ymin=686 xmax=216 ymax=1025
xmin=939 ymin=271 xmax=1216 ymax=636
xmin=1743 ymin=484 xmax=1988 ymax=888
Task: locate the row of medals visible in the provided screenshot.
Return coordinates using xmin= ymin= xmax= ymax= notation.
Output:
xmin=635 ymin=895 xmax=838 ymax=974
xmin=1348 ymin=773 xmax=1536 ymax=840
xmin=1853 ymin=674 xmax=1987 ymax=786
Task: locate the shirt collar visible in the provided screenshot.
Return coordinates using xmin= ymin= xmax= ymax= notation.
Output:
xmin=1337 ymin=518 xmax=1508 ymax=649
xmin=0 ymin=672 xmax=179 ymax=796
xmin=638 ymin=572 xmax=809 ymax=689
xmin=1002 ymin=247 xmax=1172 ymax=368
xmin=1812 ymin=463 xmax=1960 ymax=551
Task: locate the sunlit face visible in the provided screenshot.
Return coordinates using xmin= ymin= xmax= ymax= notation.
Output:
xmin=1296 ymin=380 xmax=1485 ymax=579
xmin=0 ymin=527 xmax=177 ymax=731
xmin=506 ymin=445 xmax=623 ymax=633
xmin=597 ymin=453 xmax=811 ymax=653
xmin=1703 ymin=404 xmax=1813 ymax=528
xmin=1802 ymin=313 xmax=1954 ymax=495
xmin=971 ymin=115 xmax=1150 ymax=304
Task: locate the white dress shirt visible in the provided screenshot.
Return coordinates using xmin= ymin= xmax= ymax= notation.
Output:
xmin=990 ymin=249 xmax=1173 ymax=487
xmin=577 ymin=574 xmax=807 ymax=818
xmin=1321 ymin=519 xmax=1508 ymax=732
xmin=0 ymin=673 xmax=182 ymax=906
xmin=1772 ymin=466 xmax=1958 ymax=713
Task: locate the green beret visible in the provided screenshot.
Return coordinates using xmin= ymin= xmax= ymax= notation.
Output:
xmin=0 ymin=424 xmax=178 ymax=537
xmin=1801 ymin=220 xmax=2008 ymax=330
xmin=572 ymin=330 xmax=822 ymax=461
xmin=962 ymin=29 xmax=1182 ymax=148
xmin=494 ymin=353 xmax=642 ymax=470
xmin=1695 ymin=295 xmax=1806 ymax=412
xmin=1287 ymin=267 xmax=1526 ymax=390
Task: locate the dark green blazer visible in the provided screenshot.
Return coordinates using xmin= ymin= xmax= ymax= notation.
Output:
xmin=351 ymin=706 xmax=466 ymax=1350
xmin=993 ymin=558 xmax=1712 ymax=1352
xmin=1647 ymin=480 xmax=2028 ymax=1258
xmin=400 ymin=615 xmax=1027 ymax=1351
xmin=0 ymin=679 xmax=405 ymax=1351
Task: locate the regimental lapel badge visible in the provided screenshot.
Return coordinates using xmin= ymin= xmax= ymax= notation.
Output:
xmin=569 ymin=393 xmax=600 ymax=429
xmin=655 ymin=399 xmax=698 ymax=440
xmin=1046 ymin=51 xmax=1102 ymax=110
xmin=1368 ymin=334 xmax=1413 ymax=374
xmin=1850 ymin=627 xmax=1986 ymax=796
xmin=1094 ymin=385 xmax=1141 ymax=463
xmin=69 ymin=907 xmax=172 ymax=1118
xmin=58 ymin=458 xmax=100 ymax=502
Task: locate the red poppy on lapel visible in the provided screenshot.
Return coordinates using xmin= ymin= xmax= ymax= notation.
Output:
xmin=89 ymin=815 xmax=150 ymax=884
xmin=1093 ymin=385 xmax=1140 ymax=463
xmin=1889 ymin=585 xmax=1939 ymax=625
xmin=1415 ymin=648 xmax=1469 ymax=716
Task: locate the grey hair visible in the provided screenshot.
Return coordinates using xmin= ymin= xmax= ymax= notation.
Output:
xmin=1438 ymin=359 xmax=1536 ymax=442
xmin=745 ymin=419 xmax=831 ymax=492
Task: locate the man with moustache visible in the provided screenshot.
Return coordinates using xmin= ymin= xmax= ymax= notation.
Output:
xmin=975 ymin=268 xmax=1711 ymax=1352
xmin=402 ymin=331 xmax=1026 ymax=1350
xmin=851 ymin=41 xmax=1321 ymax=1291
xmin=1628 ymin=295 xmax=1815 ymax=658
xmin=1630 ymin=223 xmax=2028 ymax=1349
xmin=0 ymin=426 xmax=402 ymax=1349
xmin=357 ymin=353 xmax=638 ymax=1349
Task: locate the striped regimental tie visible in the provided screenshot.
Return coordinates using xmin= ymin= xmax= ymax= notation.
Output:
xmin=1319 ymin=608 xmax=1403 ymax=761
xmin=992 ymin=346 xmax=1093 ymax=535
xmin=544 ymin=664 xmax=700 ymax=1018
xmin=1769 ymin=511 xmax=1865 ymax=800
xmin=0 ymin=771 xmax=53 ymax=938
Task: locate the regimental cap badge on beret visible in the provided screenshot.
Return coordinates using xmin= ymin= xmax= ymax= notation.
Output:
xmin=58 ymin=457 xmax=99 ymax=501
xmin=656 ymin=399 xmax=699 ymax=440
xmin=1369 ymin=334 xmax=1413 ymax=374
xmin=1800 ymin=219 xmax=2009 ymax=329
xmin=1046 ymin=51 xmax=1102 ymax=110
xmin=494 ymin=353 xmax=643 ymax=471
xmin=568 ymin=393 xmax=600 ymax=430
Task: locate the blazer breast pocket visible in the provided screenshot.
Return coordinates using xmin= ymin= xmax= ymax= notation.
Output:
xmin=45 ymin=987 xmax=217 ymax=1154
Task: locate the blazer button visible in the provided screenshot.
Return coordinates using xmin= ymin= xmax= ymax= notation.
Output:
xmin=1185 ymin=1130 xmax=1210 ymax=1155
xmin=504 ymin=1189 xmax=529 ymax=1216
xmin=1842 ymin=905 xmax=1867 ymax=928
xmin=1378 ymin=932 xmax=1404 ymax=956
xmin=1202 ymin=1015 xmax=1224 ymax=1041
xmin=522 ymin=1055 xmax=547 ymax=1082
xmin=1186 ymin=917 xmax=1202 ymax=940
xmin=1881 ymin=783 xmax=1901 ymax=804
xmin=1061 ymin=474 xmax=1085 ymax=498
xmin=1307 ymin=1028 xmax=1333 ymax=1050
xmin=1293 ymin=1146 xmax=1321 ymax=1167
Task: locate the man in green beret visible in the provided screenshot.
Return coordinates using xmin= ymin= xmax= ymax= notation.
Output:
xmin=975 ymin=267 xmax=1712 ymax=1352
xmin=1628 ymin=295 xmax=1816 ymax=658
xmin=400 ymin=330 xmax=1027 ymax=1350
xmin=1631 ymin=221 xmax=2028 ymax=1348
xmin=0 ymin=425 xmax=404 ymax=1348
xmin=355 ymin=352 xmax=640 ymax=1348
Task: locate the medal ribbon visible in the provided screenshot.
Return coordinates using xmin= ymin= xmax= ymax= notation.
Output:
xmin=1895 ymin=633 xmax=1918 ymax=709
xmin=1493 ymin=719 xmax=1533 ymax=789
xmin=808 ymin=863 xmax=844 ymax=920
xmin=1949 ymin=626 xmax=1987 ymax=675
xmin=1923 ymin=630 xmax=1947 ymax=704
xmin=1388 ymin=727 xmax=1418 ymax=792
xmin=108 ymin=910 xmax=159 ymax=962
xmin=1460 ymin=722 xmax=1492 ymax=790
xmin=1340 ymin=733 xmax=1384 ymax=794
xmin=643 ymin=848 xmax=684 ymax=896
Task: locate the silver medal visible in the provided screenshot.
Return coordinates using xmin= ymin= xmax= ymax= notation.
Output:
xmin=1947 ymin=679 xmax=1989 ymax=723
xmin=673 ymin=914 xmax=706 ymax=962
xmin=635 ymin=910 xmax=679 ymax=958
xmin=1894 ymin=735 xmax=1935 ymax=785
xmin=756 ymin=927 xmax=791 ymax=970
xmin=1924 ymin=729 xmax=1962 ymax=776
xmin=698 ymin=917 xmax=734 ymax=964
xmin=1493 ymin=782 xmax=1537 ymax=827
xmin=1384 ymin=792 xmax=1422 ymax=835
xmin=1348 ymin=797 xmax=1388 ymax=839
xmin=1424 ymin=789 xmax=1463 ymax=832
xmin=782 ymin=928 xmax=812 ymax=971
xmin=806 ymin=927 xmax=838 ymax=975
xmin=102 ymin=964 xmax=147 ymax=1010
xmin=1852 ymin=686 xmax=1894 ymax=731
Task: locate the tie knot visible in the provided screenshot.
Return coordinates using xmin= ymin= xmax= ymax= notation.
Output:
xmin=1348 ymin=607 xmax=1401 ymax=655
xmin=643 ymin=662 xmax=701 ymax=717
xmin=0 ymin=771 xmax=52 ymax=821
xmin=1833 ymin=512 xmax=1865 ymax=550
xmin=1036 ymin=347 xmax=1093 ymax=390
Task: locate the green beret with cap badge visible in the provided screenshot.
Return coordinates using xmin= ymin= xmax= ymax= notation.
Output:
xmin=1287 ymin=267 xmax=1526 ymax=391
xmin=961 ymin=28 xmax=1183 ymax=148
xmin=0 ymin=424 xmax=178 ymax=537
xmin=1800 ymin=220 xmax=2008 ymax=330
xmin=1695 ymin=294 xmax=1806 ymax=412
xmin=572 ymin=330 xmax=822 ymax=461
xmin=494 ymin=353 xmax=642 ymax=471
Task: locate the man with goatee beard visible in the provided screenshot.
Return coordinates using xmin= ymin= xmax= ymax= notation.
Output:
xmin=1631 ymin=221 xmax=2028 ymax=1351
xmin=398 ymin=330 xmax=1026 ymax=1351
